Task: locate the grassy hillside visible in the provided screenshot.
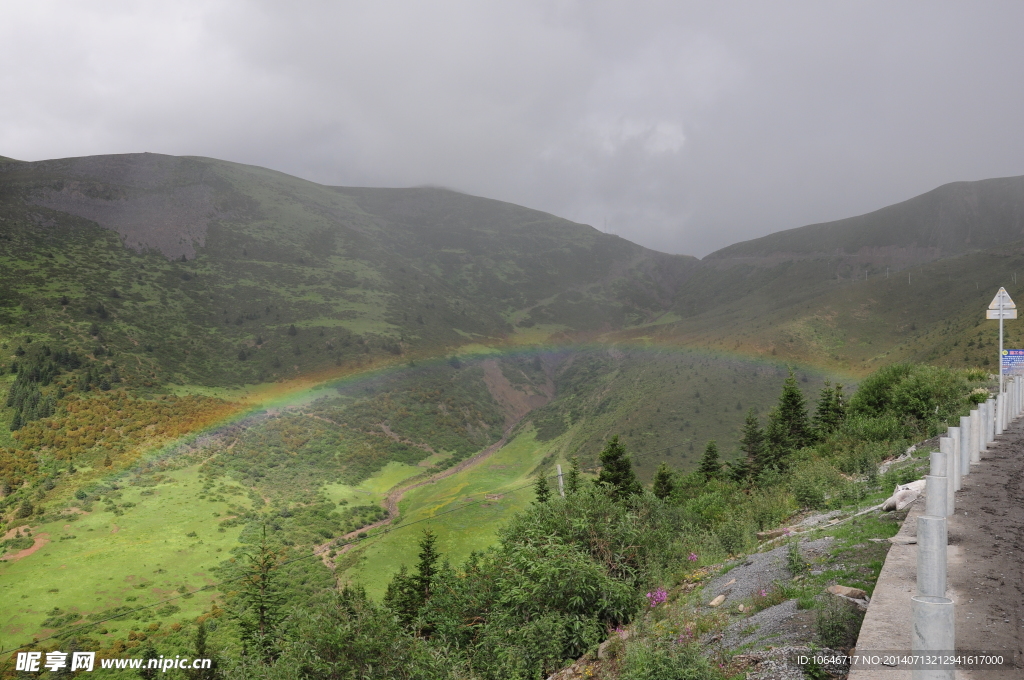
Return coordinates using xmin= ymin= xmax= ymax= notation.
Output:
xmin=709 ymin=174 xmax=1024 ymax=263
xmin=0 ymin=153 xmax=697 ymax=389
xmin=640 ymin=239 xmax=1024 ymax=376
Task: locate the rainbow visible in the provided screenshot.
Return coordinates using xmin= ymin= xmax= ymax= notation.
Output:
xmin=98 ymin=334 xmax=855 ymax=482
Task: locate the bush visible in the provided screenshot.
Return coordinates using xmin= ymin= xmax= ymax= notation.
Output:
xmin=746 ymin=488 xmax=795 ymax=530
xmin=1 ymin=536 xmax=35 ymax=552
xmin=715 ymin=515 xmax=753 ymax=556
xmin=816 ymin=596 xmax=863 ymax=648
xmin=620 ymin=639 xmax=721 ymax=680
xmin=791 ymin=475 xmax=825 ymax=510
xmin=790 ymin=460 xmax=844 ymax=510
xmin=848 ymin=364 xmax=971 ymax=434
xmin=786 ymin=540 xmax=808 ymax=576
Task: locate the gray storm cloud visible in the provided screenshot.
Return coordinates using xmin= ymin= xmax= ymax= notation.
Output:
xmin=2 ymin=1 xmax=1024 ymax=256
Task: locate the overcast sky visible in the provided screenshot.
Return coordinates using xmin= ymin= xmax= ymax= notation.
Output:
xmin=3 ymin=1 xmax=1024 ymax=257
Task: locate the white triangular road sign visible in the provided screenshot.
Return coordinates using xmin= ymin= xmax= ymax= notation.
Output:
xmin=989 ymin=287 xmax=1016 ymax=310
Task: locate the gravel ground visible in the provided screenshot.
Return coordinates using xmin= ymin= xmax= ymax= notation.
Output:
xmin=718 ymin=599 xmax=810 ymax=649
xmin=739 ymin=646 xmax=849 ymax=680
xmin=705 ymin=536 xmax=834 ymax=606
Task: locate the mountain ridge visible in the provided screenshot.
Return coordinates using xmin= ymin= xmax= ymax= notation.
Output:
xmin=705 ymin=174 xmax=1024 ymax=271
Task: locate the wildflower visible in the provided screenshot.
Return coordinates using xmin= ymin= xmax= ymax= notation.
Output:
xmin=675 ymin=625 xmax=695 ymax=644
xmin=688 ymin=552 xmax=699 ymax=562
xmin=759 ymin=588 xmax=767 ymax=598
xmin=646 ymin=588 xmax=668 ymax=607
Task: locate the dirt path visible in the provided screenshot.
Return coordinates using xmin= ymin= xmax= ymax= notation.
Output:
xmin=1 ymin=533 xmax=50 ymax=562
xmin=324 ymin=426 xmax=518 ymax=559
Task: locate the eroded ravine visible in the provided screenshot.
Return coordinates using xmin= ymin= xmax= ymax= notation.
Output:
xmin=320 ymin=359 xmax=555 ymax=561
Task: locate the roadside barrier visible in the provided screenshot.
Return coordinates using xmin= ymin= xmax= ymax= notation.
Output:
xmin=912 ymin=382 xmax=1018 ymax=678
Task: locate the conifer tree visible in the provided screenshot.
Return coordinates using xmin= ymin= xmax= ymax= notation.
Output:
xmin=533 ymin=474 xmax=551 ymax=503
xmin=595 ymin=435 xmax=642 ymax=500
xmin=739 ymin=408 xmax=766 ymax=475
xmin=812 ymin=381 xmax=846 ymax=439
xmin=565 ymin=456 xmax=581 ymax=495
xmin=727 ymin=456 xmax=751 ymax=483
xmin=652 ymin=462 xmax=675 ymax=499
xmin=413 ymin=529 xmax=440 ymax=598
xmin=186 ymin=621 xmax=221 ymax=680
xmin=778 ymin=369 xmax=810 ymax=445
xmin=383 ymin=565 xmax=419 ymax=627
xmin=698 ymin=440 xmax=721 ymax=480
xmin=765 ymin=369 xmax=811 ymax=466
xmin=384 ymin=529 xmax=442 ymax=630
xmin=137 ymin=644 xmax=159 ymax=680
xmin=234 ymin=527 xmax=284 ymax=663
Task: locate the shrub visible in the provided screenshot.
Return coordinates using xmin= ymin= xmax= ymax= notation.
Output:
xmin=620 ymin=639 xmax=721 ymax=680
xmin=786 ymin=540 xmax=808 ymax=576
xmin=816 ymin=595 xmax=863 ymax=648
xmin=746 ymin=488 xmax=795 ymax=530
xmin=715 ymin=515 xmax=753 ymax=556
xmin=790 ymin=460 xmax=844 ymax=510
xmin=849 ymin=364 xmax=971 ymax=434
xmin=791 ymin=474 xmax=825 ymax=510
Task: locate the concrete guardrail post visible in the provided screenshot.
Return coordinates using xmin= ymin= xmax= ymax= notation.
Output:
xmin=959 ymin=416 xmax=971 ymax=478
xmin=916 ymin=514 xmax=947 ymax=597
xmin=926 ymin=451 xmax=947 ymax=515
xmin=970 ymin=408 xmax=981 ymax=465
xmin=979 ymin=401 xmax=988 ymax=453
xmin=938 ymin=437 xmax=955 ymax=515
xmin=1007 ymin=376 xmax=1015 ymax=419
xmin=948 ymin=426 xmax=961 ymax=491
xmin=986 ymin=397 xmax=996 ymax=444
xmin=911 ymin=595 xmax=955 ymax=680
xmin=924 ymin=474 xmax=947 ymax=518
xmin=1010 ymin=379 xmax=1015 ymax=421
xmin=996 ymin=393 xmax=1004 ymax=435
xmin=1015 ymin=377 xmax=1020 ymax=418
xmin=1006 ymin=383 xmax=1011 ymax=424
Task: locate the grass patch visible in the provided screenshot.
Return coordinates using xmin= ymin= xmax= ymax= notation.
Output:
xmin=0 ymin=465 xmax=248 ymax=650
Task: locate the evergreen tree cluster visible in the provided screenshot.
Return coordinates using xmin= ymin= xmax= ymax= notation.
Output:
xmin=6 ymin=347 xmax=84 ymax=431
xmin=6 ymin=345 xmax=120 ymax=431
xmin=705 ymin=370 xmax=847 ymax=483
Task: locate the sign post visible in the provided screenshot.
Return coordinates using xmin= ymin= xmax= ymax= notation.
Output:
xmin=987 ymin=287 xmax=1017 ymax=394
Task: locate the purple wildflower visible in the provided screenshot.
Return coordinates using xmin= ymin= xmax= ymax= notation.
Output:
xmin=675 ymin=625 xmax=695 ymax=644
xmin=646 ymin=588 xmax=668 ymax=608
xmin=688 ymin=552 xmax=699 ymax=562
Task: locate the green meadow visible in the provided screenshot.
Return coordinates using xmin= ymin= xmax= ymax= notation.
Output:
xmin=0 ymin=466 xmax=250 ymax=651
xmin=339 ymin=426 xmax=558 ymax=599
xmin=321 ymin=460 xmax=426 ymax=507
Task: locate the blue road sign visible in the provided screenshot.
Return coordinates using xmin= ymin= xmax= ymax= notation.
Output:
xmin=1001 ymin=349 xmax=1024 ymax=375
